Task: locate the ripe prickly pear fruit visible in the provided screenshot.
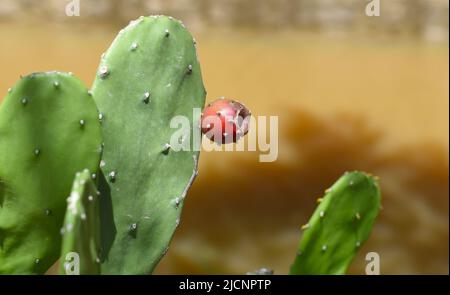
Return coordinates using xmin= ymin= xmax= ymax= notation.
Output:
xmin=201 ymin=98 xmax=251 ymax=144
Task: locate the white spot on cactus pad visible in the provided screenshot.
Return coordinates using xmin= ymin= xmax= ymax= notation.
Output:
xmin=66 ymin=223 xmax=73 ymax=232
xmin=143 ymin=92 xmax=150 ymax=104
xmin=162 ymin=143 xmax=171 ymax=154
xmin=67 ymin=192 xmax=80 ymax=214
xmin=130 ymin=42 xmax=139 ymax=51
xmin=173 ymin=197 xmax=181 ymax=208
xmin=99 ymin=66 xmax=109 ymax=78
xmin=130 ymin=223 xmax=138 ymax=231
xmin=108 ymin=171 xmax=117 ymax=182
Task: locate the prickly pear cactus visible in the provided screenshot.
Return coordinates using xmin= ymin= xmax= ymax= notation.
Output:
xmin=91 ymin=16 xmax=205 ymax=274
xmin=290 ymin=171 xmax=381 ymax=275
xmin=0 ymin=72 xmax=102 ymax=274
xmin=59 ymin=169 xmax=101 ymax=275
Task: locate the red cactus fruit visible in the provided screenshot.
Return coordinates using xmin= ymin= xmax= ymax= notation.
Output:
xmin=201 ymin=98 xmax=251 ymax=144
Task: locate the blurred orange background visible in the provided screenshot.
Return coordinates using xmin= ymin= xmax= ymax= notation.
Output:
xmin=0 ymin=0 xmax=448 ymax=274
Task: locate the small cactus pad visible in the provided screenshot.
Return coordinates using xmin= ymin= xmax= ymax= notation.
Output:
xmin=290 ymin=171 xmax=381 ymax=275
xmin=0 ymin=72 xmax=102 ymax=274
xmin=91 ymin=16 xmax=205 ymax=274
xmin=59 ymin=170 xmax=101 ymax=275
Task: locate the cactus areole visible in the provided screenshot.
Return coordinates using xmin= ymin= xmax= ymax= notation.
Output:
xmin=201 ymin=98 xmax=251 ymax=144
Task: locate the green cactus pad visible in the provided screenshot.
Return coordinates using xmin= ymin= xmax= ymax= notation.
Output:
xmin=0 ymin=72 xmax=102 ymax=274
xmin=290 ymin=171 xmax=381 ymax=275
xmin=91 ymin=16 xmax=205 ymax=274
xmin=59 ymin=169 xmax=101 ymax=275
